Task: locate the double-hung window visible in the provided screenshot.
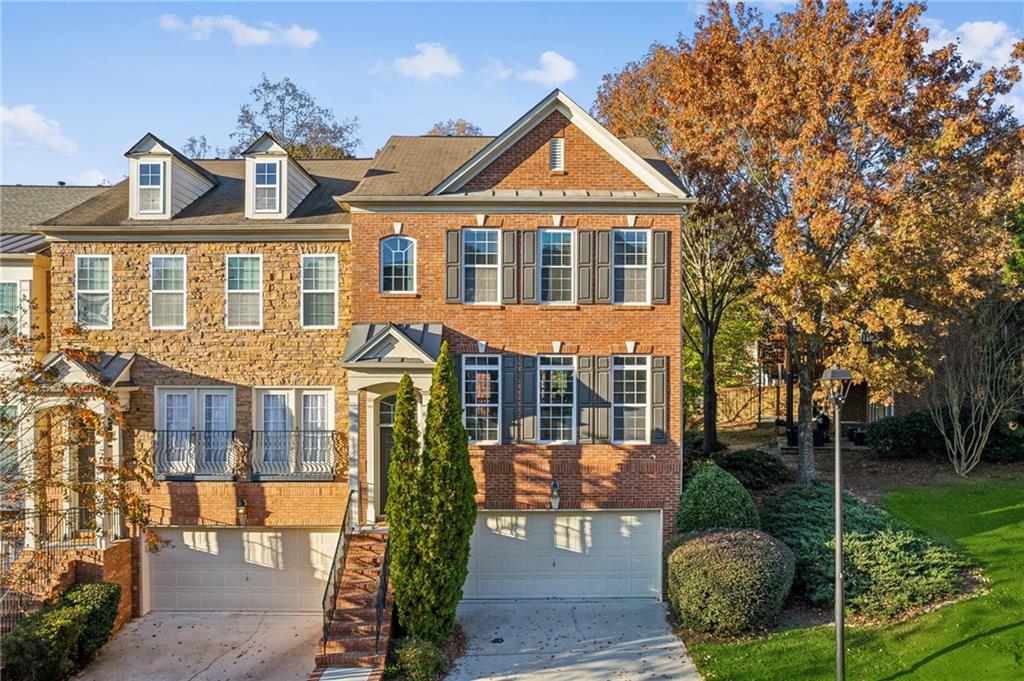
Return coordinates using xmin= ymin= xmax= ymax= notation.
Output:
xmin=150 ymin=255 xmax=186 ymax=329
xmin=254 ymin=161 xmax=280 ymax=212
xmin=538 ymin=356 xmax=575 ymax=443
xmin=300 ymin=255 xmax=338 ymax=328
xmin=613 ymin=229 xmax=651 ymax=305
xmin=75 ymin=255 xmax=112 ymax=329
xmin=539 ymin=229 xmax=574 ymax=304
xmin=380 ymin=236 xmax=416 ymax=293
xmin=462 ymin=355 xmax=500 ymax=443
xmin=612 ymin=356 xmax=650 ymax=443
xmin=138 ymin=162 xmax=163 ymax=213
xmin=462 ymin=229 xmax=499 ymax=304
xmin=225 ymin=255 xmax=263 ymax=328
xmin=0 ymin=282 xmax=19 ymax=347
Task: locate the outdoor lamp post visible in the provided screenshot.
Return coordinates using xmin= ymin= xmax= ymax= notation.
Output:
xmin=821 ymin=365 xmax=853 ymax=681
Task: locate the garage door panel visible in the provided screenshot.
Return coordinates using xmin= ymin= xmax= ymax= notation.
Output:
xmin=148 ymin=527 xmax=336 ymax=612
xmin=465 ymin=511 xmax=661 ymax=600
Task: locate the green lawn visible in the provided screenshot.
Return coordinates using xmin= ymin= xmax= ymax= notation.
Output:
xmin=688 ymin=479 xmax=1024 ymax=680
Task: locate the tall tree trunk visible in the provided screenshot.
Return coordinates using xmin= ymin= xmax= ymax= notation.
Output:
xmin=701 ymin=323 xmax=718 ymax=455
xmin=796 ymin=357 xmax=817 ymax=484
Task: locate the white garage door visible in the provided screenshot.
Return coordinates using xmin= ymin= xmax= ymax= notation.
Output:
xmin=147 ymin=527 xmax=338 ymax=611
xmin=463 ymin=511 xmax=662 ymax=599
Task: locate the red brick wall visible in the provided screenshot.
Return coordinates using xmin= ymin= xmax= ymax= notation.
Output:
xmin=463 ymin=112 xmax=650 ymax=193
xmin=72 ymin=539 xmax=133 ymax=631
xmin=142 ymin=481 xmax=347 ymax=527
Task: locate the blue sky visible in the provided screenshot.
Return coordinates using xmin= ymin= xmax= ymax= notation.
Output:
xmin=2 ymin=1 xmax=1021 ymax=186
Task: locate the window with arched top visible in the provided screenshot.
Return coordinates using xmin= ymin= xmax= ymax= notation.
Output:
xmin=380 ymin=236 xmax=416 ymax=293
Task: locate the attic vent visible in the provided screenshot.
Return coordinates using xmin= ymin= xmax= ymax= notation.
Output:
xmin=549 ymin=138 xmax=565 ymax=172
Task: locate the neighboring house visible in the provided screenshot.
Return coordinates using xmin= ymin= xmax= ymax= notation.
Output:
xmin=21 ymin=90 xmax=690 ymax=668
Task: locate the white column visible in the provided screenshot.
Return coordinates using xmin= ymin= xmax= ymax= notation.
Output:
xmin=93 ymin=421 xmax=109 ymax=550
xmin=347 ymin=390 xmax=360 ymax=531
xmin=21 ymin=416 xmax=38 ymax=550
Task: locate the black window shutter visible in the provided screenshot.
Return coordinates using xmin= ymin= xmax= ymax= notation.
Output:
xmin=445 ymin=229 xmax=461 ymax=303
xmin=594 ymin=355 xmax=612 ymax=442
xmin=519 ymin=356 xmax=537 ymax=441
xmin=501 ymin=231 xmax=518 ymax=304
xmin=652 ymin=230 xmax=669 ymax=305
xmin=577 ymin=355 xmax=595 ymax=442
xmin=520 ymin=231 xmax=537 ymax=304
xmin=501 ymin=355 xmax=517 ymax=443
xmin=652 ymin=355 xmax=668 ymax=442
xmin=577 ymin=230 xmax=594 ymax=304
xmin=595 ymin=230 xmax=612 ymax=304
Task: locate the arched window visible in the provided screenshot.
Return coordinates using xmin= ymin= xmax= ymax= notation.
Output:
xmin=380 ymin=236 xmax=416 ymax=293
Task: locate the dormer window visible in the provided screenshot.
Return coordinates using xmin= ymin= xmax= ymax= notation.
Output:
xmin=138 ymin=162 xmax=164 ymax=213
xmin=549 ymin=137 xmax=565 ymax=172
xmin=254 ymin=162 xmax=280 ymax=212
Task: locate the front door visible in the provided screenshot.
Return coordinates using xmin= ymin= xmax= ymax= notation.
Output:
xmin=378 ymin=396 xmax=396 ymax=516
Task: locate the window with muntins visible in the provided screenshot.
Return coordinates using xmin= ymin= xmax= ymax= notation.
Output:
xmin=462 ymin=229 xmax=499 ymax=304
xmin=138 ymin=162 xmax=163 ymax=213
xmin=613 ymin=229 xmax=650 ymax=304
xmin=226 ymin=255 xmax=262 ymax=328
xmin=540 ymin=229 xmax=574 ymax=304
xmin=301 ymin=255 xmax=337 ymax=328
xmin=539 ymin=355 xmax=575 ymax=443
xmin=380 ymin=236 xmax=416 ymax=293
xmin=613 ymin=356 xmax=649 ymax=443
xmin=150 ymin=255 xmax=186 ymax=329
xmin=463 ymin=355 xmax=500 ymax=443
xmin=75 ymin=255 xmax=112 ymax=329
xmin=0 ymin=282 xmax=19 ymax=347
xmin=254 ymin=161 xmax=279 ymax=212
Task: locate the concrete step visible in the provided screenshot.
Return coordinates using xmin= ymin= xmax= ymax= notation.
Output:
xmin=314 ymin=651 xmax=384 ymax=668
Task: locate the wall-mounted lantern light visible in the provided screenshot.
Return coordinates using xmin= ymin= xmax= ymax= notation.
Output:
xmin=550 ymin=479 xmax=560 ymax=510
xmin=236 ymin=498 xmax=247 ymax=527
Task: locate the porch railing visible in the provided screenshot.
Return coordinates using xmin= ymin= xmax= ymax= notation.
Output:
xmin=251 ymin=430 xmax=336 ymax=478
xmin=322 ymin=490 xmax=355 ymax=653
xmin=154 ymin=430 xmax=236 ymax=478
xmin=375 ymin=535 xmax=392 ymax=654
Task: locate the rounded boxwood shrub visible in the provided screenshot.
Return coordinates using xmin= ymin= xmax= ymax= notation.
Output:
xmin=393 ymin=636 xmax=446 ymax=681
xmin=713 ymin=449 xmax=794 ymax=490
xmin=666 ymin=529 xmax=795 ymax=635
xmin=677 ymin=461 xmax=760 ymax=532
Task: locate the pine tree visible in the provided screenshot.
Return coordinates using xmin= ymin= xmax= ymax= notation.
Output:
xmin=418 ymin=341 xmax=477 ymax=643
xmin=384 ymin=373 xmax=431 ymax=636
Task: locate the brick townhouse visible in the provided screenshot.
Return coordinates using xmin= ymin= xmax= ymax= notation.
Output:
xmin=23 ymin=90 xmax=690 ymax=648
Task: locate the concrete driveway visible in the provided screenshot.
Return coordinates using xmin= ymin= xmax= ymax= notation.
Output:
xmin=78 ymin=612 xmax=321 ymax=681
xmin=448 ymin=600 xmax=702 ymax=681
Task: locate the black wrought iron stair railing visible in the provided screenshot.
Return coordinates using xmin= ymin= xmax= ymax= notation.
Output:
xmin=322 ymin=490 xmax=355 ymax=653
xmin=374 ymin=535 xmax=392 ymax=654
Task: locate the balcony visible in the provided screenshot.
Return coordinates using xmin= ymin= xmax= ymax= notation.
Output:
xmin=251 ymin=430 xmax=337 ymax=480
xmin=154 ymin=430 xmax=236 ymax=479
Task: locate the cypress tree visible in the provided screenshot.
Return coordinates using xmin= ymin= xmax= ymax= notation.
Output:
xmin=419 ymin=341 xmax=478 ymax=643
xmin=384 ymin=373 xmax=431 ymax=636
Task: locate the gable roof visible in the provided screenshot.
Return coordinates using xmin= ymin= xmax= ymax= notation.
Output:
xmin=40 ymin=158 xmax=373 ymax=228
xmin=0 ymin=185 xmax=108 ymax=253
xmin=41 ymin=350 xmax=136 ymax=388
xmin=124 ymin=132 xmax=219 ymax=186
xmin=240 ymin=132 xmax=319 ymax=188
xmin=347 ymin=136 xmax=493 ymax=197
xmin=342 ymin=323 xmax=443 ymax=367
xmin=428 ymin=90 xmax=687 ymax=198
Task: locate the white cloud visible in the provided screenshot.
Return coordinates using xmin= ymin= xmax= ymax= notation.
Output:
xmin=392 ymin=43 xmax=463 ymax=80
xmin=159 ymin=13 xmax=320 ymax=49
xmin=0 ymin=105 xmax=78 ymax=155
xmin=481 ymin=57 xmax=514 ymax=82
xmin=71 ymin=169 xmax=109 ymax=186
xmin=517 ymin=51 xmax=578 ymax=87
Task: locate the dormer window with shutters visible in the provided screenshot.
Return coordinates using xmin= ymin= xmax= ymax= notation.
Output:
xmin=125 ymin=133 xmax=217 ymax=221
xmin=549 ymin=136 xmax=565 ymax=173
xmin=242 ymin=133 xmax=317 ymax=220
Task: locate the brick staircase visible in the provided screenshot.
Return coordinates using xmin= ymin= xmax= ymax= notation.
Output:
xmin=309 ymin=530 xmax=393 ymax=680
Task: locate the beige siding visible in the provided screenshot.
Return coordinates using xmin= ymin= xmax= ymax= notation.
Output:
xmin=286 ymin=159 xmax=315 ymax=215
xmin=170 ymin=160 xmax=214 ymax=217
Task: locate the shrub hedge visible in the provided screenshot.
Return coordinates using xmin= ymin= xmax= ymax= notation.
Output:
xmin=666 ymin=529 xmax=795 ymax=635
xmin=761 ymin=484 xmax=968 ymax=617
xmin=391 ymin=637 xmax=446 ymax=681
xmin=0 ymin=582 xmax=121 ymax=681
xmin=677 ymin=461 xmax=760 ymax=532
xmin=683 ymin=431 xmax=726 ymax=458
xmin=713 ymin=449 xmax=794 ymax=490
xmin=866 ymin=409 xmax=1024 ymax=462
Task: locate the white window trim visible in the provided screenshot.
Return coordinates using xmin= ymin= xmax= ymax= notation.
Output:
xmin=537 ymin=354 xmax=577 ymax=445
xmin=612 ymin=228 xmax=653 ymax=306
xmin=224 ymin=254 xmax=264 ymax=330
xmin=155 ymin=386 xmax=237 ymax=431
xmin=252 ymin=386 xmax=335 ymax=431
xmin=538 ymin=228 xmax=576 ymax=306
xmin=300 ymin=254 xmax=339 ymax=329
xmin=611 ymin=355 xmax=652 ymax=445
xmin=149 ymin=254 xmax=187 ymax=331
xmin=462 ymin=354 xmax=501 ymax=445
xmin=379 ymin=236 xmax=417 ymax=294
xmin=137 ymin=161 xmax=165 ymax=214
xmin=461 ymin=228 xmax=502 ymax=305
xmin=550 ymin=137 xmax=565 ymax=172
xmin=253 ymin=160 xmax=281 ymax=213
xmin=74 ymin=254 xmax=113 ymax=330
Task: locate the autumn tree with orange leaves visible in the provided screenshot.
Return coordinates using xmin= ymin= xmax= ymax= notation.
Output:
xmin=597 ymin=0 xmax=1023 ymax=483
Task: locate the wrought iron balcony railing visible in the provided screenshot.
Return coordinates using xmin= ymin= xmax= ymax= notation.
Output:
xmin=251 ymin=430 xmax=336 ymax=478
xmin=154 ymin=430 xmax=236 ymax=478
